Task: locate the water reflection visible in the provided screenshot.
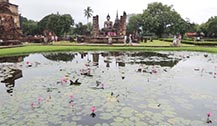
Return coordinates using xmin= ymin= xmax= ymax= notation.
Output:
xmin=0 ymin=55 xmax=25 ymax=63
xmin=41 ymin=51 xmax=179 ymax=68
xmin=0 ymin=56 xmax=24 ymax=95
xmin=1 ymin=51 xmax=216 ymax=125
xmin=43 ymin=52 xmax=76 ymax=62
xmin=1 ymin=69 xmax=22 ymax=95
xmin=0 ymin=52 xmax=179 ymax=95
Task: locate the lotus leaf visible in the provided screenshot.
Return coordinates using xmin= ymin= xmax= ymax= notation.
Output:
xmin=114 ymin=117 xmax=124 ymax=122
xmin=162 ymin=110 xmax=176 ymax=117
xmin=99 ymin=113 xmax=113 ymax=120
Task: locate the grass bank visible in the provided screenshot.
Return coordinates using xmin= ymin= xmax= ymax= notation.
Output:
xmin=1 ymin=44 xmax=217 ymax=57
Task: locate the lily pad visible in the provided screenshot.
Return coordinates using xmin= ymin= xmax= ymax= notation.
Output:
xmin=162 ymin=110 xmax=176 ymax=118
xmin=114 ymin=117 xmax=124 ymax=122
xmin=99 ymin=113 xmax=113 ymax=120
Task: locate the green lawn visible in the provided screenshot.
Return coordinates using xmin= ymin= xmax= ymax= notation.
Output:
xmin=0 ymin=41 xmax=217 ymax=57
xmin=140 ymin=40 xmax=194 ymax=47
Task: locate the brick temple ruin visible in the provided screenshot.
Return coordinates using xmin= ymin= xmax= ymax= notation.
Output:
xmin=78 ymin=12 xmax=127 ymax=43
xmin=0 ymin=0 xmax=22 ymax=45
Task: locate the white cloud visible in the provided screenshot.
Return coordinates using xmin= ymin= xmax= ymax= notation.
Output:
xmin=10 ymin=0 xmax=217 ymax=26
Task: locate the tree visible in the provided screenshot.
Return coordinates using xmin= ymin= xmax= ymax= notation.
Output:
xmin=20 ymin=16 xmax=39 ymax=35
xmin=141 ymin=2 xmax=188 ymax=37
xmin=73 ymin=22 xmax=88 ymax=35
xmin=205 ymin=16 xmax=217 ymax=37
xmin=38 ymin=13 xmax=74 ymax=36
xmin=84 ymin=6 xmax=93 ymax=23
xmin=127 ymin=14 xmax=143 ymax=36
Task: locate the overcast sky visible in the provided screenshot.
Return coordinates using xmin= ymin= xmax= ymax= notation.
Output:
xmin=11 ymin=0 xmax=217 ymax=27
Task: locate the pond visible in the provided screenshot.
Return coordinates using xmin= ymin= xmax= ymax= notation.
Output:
xmin=0 ymin=51 xmax=217 ymax=126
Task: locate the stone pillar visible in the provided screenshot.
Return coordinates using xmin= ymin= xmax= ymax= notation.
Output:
xmin=92 ymin=15 xmax=100 ymax=37
xmin=117 ymin=12 xmax=127 ymax=36
xmin=122 ymin=12 xmax=127 ymax=36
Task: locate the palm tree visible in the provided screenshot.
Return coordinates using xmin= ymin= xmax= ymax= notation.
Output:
xmin=84 ymin=6 xmax=93 ymax=23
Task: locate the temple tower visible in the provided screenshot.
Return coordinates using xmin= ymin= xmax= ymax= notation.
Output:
xmin=92 ymin=15 xmax=100 ymax=37
xmin=0 ymin=0 xmax=22 ymax=40
xmin=118 ymin=11 xmax=127 ymax=36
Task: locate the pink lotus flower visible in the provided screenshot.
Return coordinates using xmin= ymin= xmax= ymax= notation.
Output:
xmin=207 ymin=112 xmax=211 ymax=117
xmin=70 ymin=95 xmax=74 ymax=100
xmin=31 ymin=102 xmax=35 ymax=107
xmin=91 ymin=106 xmax=96 ymax=113
xmin=61 ymin=77 xmax=67 ymax=83
xmin=37 ymin=97 xmax=43 ymax=102
xmin=152 ymin=69 xmax=157 ymax=74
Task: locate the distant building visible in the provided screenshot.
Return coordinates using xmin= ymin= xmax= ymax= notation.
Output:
xmin=92 ymin=11 xmax=127 ymax=37
xmin=0 ymin=0 xmax=22 ymax=41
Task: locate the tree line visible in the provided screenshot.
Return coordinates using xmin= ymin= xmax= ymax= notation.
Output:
xmin=127 ymin=2 xmax=217 ymax=38
xmin=20 ymin=6 xmax=93 ymax=38
xmin=20 ymin=3 xmax=217 ymax=38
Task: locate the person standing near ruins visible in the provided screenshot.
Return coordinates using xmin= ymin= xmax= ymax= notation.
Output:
xmin=129 ymin=34 xmax=133 ymax=45
xmin=177 ymin=34 xmax=182 ymax=46
xmin=124 ymin=35 xmax=127 ymax=45
xmin=172 ymin=35 xmax=177 ymax=46
xmin=108 ymin=35 xmax=112 ymax=45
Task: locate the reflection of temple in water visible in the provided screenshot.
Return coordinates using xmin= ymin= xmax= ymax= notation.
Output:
xmin=92 ymin=53 xmax=99 ymax=66
xmin=1 ymin=69 xmax=22 ymax=95
xmin=0 ymin=55 xmax=24 ymax=95
xmin=100 ymin=52 xmax=180 ymax=68
xmin=0 ymin=55 xmax=24 ymax=63
xmin=43 ymin=53 xmax=75 ymax=62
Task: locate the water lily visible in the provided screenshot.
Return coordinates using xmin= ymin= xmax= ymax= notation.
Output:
xmin=90 ymin=106 xmax=96 ymax=118
xmin=37 ymin=97 xmax=43 ymax=104
xmin=70 ymin=95 xmax=74 ymax=100
xmin=61 ymin=77 xmax=68 ymax=84
xmin=31 ymin=102 xmax=35 ymax=108
xmin=206 ymin=112 xmax=212 ymax=124
xmin=91 ymin=106 xmax=96 ymax=113
xmin=26 ymin=61 xmax=32 ymax=67
xmin=207 ymin=112 xmax=211 ymax=117
xmin=68 ymin=95 xmax=74 ymax=104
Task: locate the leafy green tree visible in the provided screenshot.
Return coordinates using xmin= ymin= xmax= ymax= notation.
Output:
xmin=198 ymin=23 xmax=208 ymax=36
xmin=38 ymin=13 xmax=74 ymax=36
xmin=141 ymin=2 xmax=188 ymax=37
xmin=127 ymin=14 xmax=143 ymax=36
xmin=84 ymin=6 xmax=93 ymax=23
xmin=73 ymin=22 xmax=87 ymax=35
xmin=20 ymin=16 xmax=39 ymax=35
xmin=206 ymin=16 xmax=217 ymax=37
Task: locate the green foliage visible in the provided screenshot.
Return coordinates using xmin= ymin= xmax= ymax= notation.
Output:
xmin=73 ymin=22 xmax=92 ymax=35
xmin=38 ymin=13 xmax=74 ymax=36
xmin=20 ymin=16 xmax=39 ymax=35
xmin=206 ymin=16 xmax=217 ymax=37
xmin=127 ymin=14 xmax=143 ymax=35
xmin=141 ymin=2 xmax=188 ymax=37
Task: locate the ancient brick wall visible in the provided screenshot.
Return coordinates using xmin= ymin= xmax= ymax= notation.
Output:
xmin=118 ymin=12 xmax=127 ymax=36
xmin=0 ymin=0 xmax=22 ymax=41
